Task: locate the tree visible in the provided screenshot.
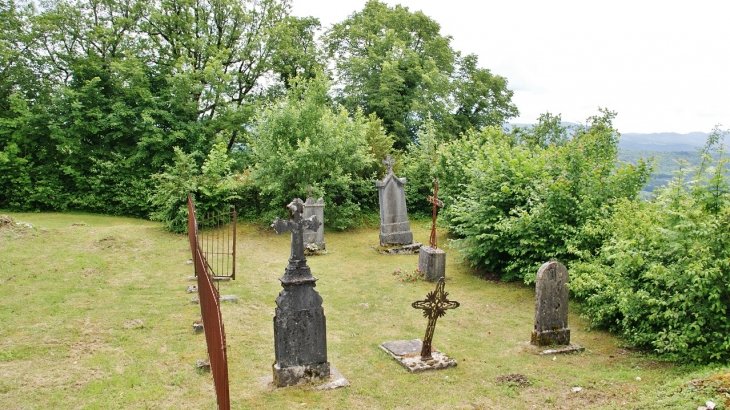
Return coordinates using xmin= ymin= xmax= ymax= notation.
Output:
xmin=324 ymin=0 xmax=454 ymax=149
xmin=324 ymin=0 xmax=517 ymax=148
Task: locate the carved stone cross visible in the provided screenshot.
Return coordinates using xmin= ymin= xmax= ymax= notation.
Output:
xmin=426 ymin=179 xmax=444 ymax=248
xmin=382 ymin=155 xmax=395 ymax=175
xmin=271 ymin=198 xmax=321 ymax=279
xmin=411 ymin=277 xmax=459 ymax=360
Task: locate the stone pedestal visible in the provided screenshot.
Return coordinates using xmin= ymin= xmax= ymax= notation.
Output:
xmin=418 ymin=246 xmax=446 ymax=282
xmin=531 ymin=261 xmax=571 ymax=346
xmin=273 ymin=276 xmax=330 ymax=387
xmin=303 ymin=197 xmax=325 ymax=250
xmin=380 ymin=339 xmax=457 ymax=373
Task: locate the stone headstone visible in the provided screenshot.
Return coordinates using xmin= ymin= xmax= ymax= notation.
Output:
xmin=376 ymin=155 xmax=415 ymax=246
xmin=303 ymin=196 xmax=325 ymax=250
xmin=531 ymin=261 xmax=570 ymax=346
xmin=271 ymin=199 xmax=330 ymax=387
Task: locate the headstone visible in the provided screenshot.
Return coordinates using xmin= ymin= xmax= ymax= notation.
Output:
xmin=381 ymin=277 xmax=459 ymax=372
xmin=531 ymin=261 xmax=571 ymax=346
xmin=376 ymin=155 xmax=416 ymax=247
xmin=271 ymin=198 xmax=330 ymax=387
xmin=303 ymin=193 xmax=325 ymax=251
xmin=419 ymin=179 xmax=446 ymax=281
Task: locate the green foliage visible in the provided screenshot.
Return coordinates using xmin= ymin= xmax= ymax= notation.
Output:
xmin=248 ymin=74 xmax=385 ymax=230
xmin=444 ymin=110 xmax=652 ymax=283
xmin=324 ymin=0 xmax=517 ymax=148
xmin=149 ymin=143 xmax=243 ymax=233
xmin=571 ymin=128 xmax=730 ymax=363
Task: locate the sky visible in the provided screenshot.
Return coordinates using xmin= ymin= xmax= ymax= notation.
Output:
xmin=291 ymin=0 xmax=730 ymax=134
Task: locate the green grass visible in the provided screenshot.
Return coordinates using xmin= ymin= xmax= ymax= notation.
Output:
xmin=0 ymin=212 xmax=728 ymax=409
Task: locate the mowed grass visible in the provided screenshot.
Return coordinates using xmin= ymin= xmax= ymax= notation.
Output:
xmin=0 ymin=212 xmax=727 ymax=409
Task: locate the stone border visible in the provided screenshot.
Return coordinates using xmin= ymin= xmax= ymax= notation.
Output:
xmin=380 ymin=339 xmax=457 ymax=373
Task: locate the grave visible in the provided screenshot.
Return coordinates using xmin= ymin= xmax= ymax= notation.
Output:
xmin=381 ymin=278 xmax=459 ymax=372
xmin=418 ymin=179 xmax=446 ymax=282
xmin=303 ymin=187 xmax=326 ymax=253
xmin=531 ymin=261 xmax=583 ymax=353
xmin=270 ymin=198 xmax=348 ymax=388
xmin=376 ymin=155 xmax=421 ymax=253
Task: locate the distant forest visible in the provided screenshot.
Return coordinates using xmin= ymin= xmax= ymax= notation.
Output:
xmin=619 ymin=150 xmax=702 ymax=195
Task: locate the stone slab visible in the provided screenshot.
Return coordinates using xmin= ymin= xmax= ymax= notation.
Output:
xmin=220 ymin=295 xmax=238 ymax=303
xmin=380 ymin=339 xmax=457 ymax=373
xmin=259 ymin=365 xmax=348 ymax=390
xmin=376 ymin=242 xmax=423 ymax=255
xmin=538 ymin=343 xmax=585 ymax=355
xmin=418 ymin=246 xmax=446 ymax=282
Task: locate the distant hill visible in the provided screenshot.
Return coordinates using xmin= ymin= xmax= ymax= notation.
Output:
xmin=507 ymin=122 xmax=709 ymax=152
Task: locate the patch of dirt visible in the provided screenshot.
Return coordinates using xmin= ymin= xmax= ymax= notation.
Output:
xmin=122 ymin=319 xmax=145 ymax=329
xmin=496 ymin=373 xmax=531 ymax=387
xmin=688 ymin=373 xmax=730 ymax=406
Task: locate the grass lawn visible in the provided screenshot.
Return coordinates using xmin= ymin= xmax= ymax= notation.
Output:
xmin=0 ymin=212 xmax=727 ymax=409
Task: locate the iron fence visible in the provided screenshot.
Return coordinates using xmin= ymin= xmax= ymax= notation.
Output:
xmin=187 ymin=195 xmax=230 ymax=410
xmin=196 ymin=207 xmax=237 ymax=280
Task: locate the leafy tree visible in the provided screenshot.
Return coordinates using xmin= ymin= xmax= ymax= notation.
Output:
xmin=248 ymin=74 xmax=385 ymax=230
xmin=324 ymin=0 xmax=517 ymax=148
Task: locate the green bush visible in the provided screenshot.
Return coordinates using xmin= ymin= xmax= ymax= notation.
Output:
xmin=248 ymin=74 xmax=386 ymax=230
xmin=444 ymin=110 xmax=651 ymax=282
xmin=571 ymin=129 xmax=730 ymax=363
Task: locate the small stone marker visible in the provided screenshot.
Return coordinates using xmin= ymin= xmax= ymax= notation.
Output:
xmin=303 ymin=189 xmax=326 ymax=252
xmin=376 ymin=155 xmax=421 ymax=252
xmin=419 ymin=179 xmax=446 ymax=281
xmin=381 ymin=278 xmax=459 ymax=372
xmin=531 ymin=261 xmax=581 ymax=351
xmin=270 ymin=198 xmax=347 ymax=388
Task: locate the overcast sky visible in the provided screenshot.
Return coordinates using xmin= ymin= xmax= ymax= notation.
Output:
xmin=291 ymin=0 xmax=729 ymax=134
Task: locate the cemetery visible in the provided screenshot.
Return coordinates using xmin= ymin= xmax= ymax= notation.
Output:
xmin=1 ymin=208 xmax=727 ymax=409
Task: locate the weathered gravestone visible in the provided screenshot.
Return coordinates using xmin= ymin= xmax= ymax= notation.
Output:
xmin=380 ymin=278 xmax=459 ymax=372
xmin=303 ymin=188 xmax=325 ymax=252
xmin=270 ymin=198 xmax=330 ymax=387
xmin=376 ymin=155 xmax=420 ymax=253
xmin=418 ymin=179 xmax=446 ymax=281
xmin=531 ymin=261 xmax=571 ymax=346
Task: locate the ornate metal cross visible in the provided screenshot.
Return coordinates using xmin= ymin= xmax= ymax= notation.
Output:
xmin=382 ymin=155 xmax=395 ymax=175
xmin=411 ymin=277 xmax=459 ymax=360
xmin=426 ymin=179 xmax=444 ymax=248
xmin=271 ymin=198 xmax=321 ymax=270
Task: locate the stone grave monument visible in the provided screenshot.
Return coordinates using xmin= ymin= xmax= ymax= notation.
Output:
xmin=530 ymin=261 xmax=584 ymax=354
xmin=381 ymin=278 xmax=459 ymax=372
xmin=303 ymin=186 xmax=325 ymax=253
xmin=418 ymin=179 xmax=446 ymax=281
xmin=376 ymin=155 xmax=421 ymax=253
xmin=270 ymin=198 xmax=348 ymax=388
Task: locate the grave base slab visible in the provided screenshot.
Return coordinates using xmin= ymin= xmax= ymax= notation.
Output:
xmin=260 ymin=364 xmax=348 ymax=390
xmin=376 ymin=242 xmax=423 ymax=255
xmin=538 ymin=343 xmax=585 ymax=355
xmin=380 ymin=339 xmax=457 ymax=373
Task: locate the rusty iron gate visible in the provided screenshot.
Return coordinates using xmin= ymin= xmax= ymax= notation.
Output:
xmin=196 ymin=206 xmax=237 ymax=280
xmin=187 ymin=195 xmax=230 ymax=410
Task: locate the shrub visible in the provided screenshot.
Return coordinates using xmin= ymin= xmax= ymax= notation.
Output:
xmin=571 ymin=128 xmax=730 ymax=363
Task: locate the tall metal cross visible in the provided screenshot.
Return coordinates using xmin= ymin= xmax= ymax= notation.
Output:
xmin=411 ymin=277 xmax=460 ymax=361
xmin=271 ymin=198 xmax=321 ymax=266
xmin=382 ymin=155 xmax=395 ymax=175
xmin=426 ymin=179 xmax=444 ymax=248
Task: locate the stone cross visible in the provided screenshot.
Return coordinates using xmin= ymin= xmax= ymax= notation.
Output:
xmin=307 ymin=185 xmax=313 ymax=199
xmin=382 ymin=154 xmax=395 ymax=175
xmin=271 ymin=198 xmax=321 ymax=279
xmin=426 ymin=179 xmax=444 ymax=249
xmin=411 ymin=277 xmax=459 ymax=360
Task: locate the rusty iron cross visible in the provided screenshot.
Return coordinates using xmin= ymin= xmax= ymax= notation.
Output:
xmin=382 ymin=154 xmax=395 ymax=175
xmin=426 ymin=179 xmax=444 ymax=248
xmin=411 ymin=277 xmax=460 ymax=361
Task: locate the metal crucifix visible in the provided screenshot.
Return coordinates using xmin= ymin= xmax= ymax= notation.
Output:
xmin=427 ymin=179 xmax=444 ymax=249
xmin=411 ymin=277 xmax=460 ymax=361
